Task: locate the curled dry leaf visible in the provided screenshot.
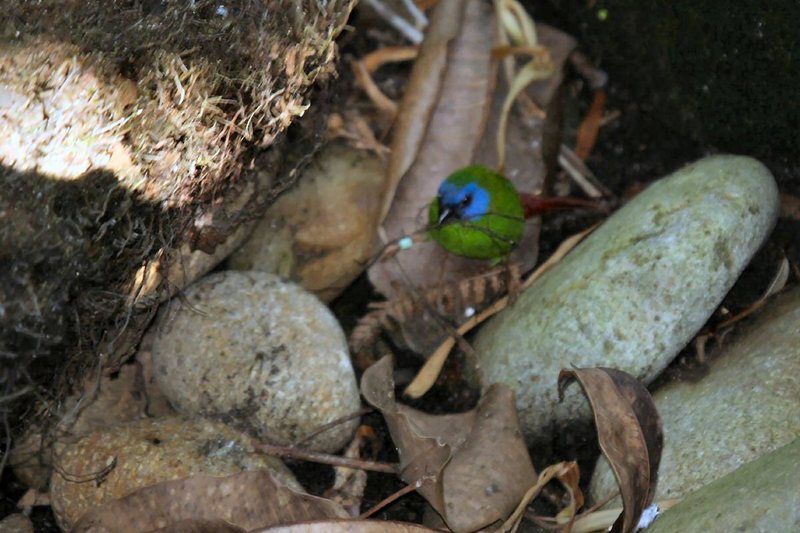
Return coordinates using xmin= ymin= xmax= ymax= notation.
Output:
xmin=558 ymin=367 xmax=663 ymax=533
xmin=72 ymin=470 xmax=348 ymax=533
xmin=361 ymin=356 xmax=537 ymax=533
xmin=376 ymin=0 xmax=495 ymax=224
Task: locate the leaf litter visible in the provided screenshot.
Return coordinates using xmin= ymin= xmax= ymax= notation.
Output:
xmin=21 ymin=2 xmax=668 ymax=531
xmin=361 ymin=356 xmax=536 ymax=533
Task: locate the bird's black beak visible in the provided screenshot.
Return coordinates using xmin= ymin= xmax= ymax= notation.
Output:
xmin=438 ymin=206 xmax=455 ymax=225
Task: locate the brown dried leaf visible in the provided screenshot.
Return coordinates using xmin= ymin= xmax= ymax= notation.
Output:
xmin=361 ymin=356 xmax=536 ymax=533
xmin=558 ymin=368 xmax=663 ymax=533
xmin=150 ymin=519 xmax=246 ymax=533
xmin=255 ymin=520 xmax=440 ymax=532
xmin=369 ymin=0 xmax=498 ymax=296
xmin=377 ymin=0 xmax=494 ymax=222
xmin=72 ymin=470 xmax=348 ymax=533
xmin=360 ymin=357 xmax=464 ymax=512
xmin=441 ymin=385 xmax=538 ymax=532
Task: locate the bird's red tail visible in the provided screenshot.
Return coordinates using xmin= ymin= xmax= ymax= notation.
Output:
xmin=519 ymin=193 xmax=606 ymax=218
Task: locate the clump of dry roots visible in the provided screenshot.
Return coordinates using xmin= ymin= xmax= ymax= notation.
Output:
xmin=0 ymin=0 xmax=355 ymax=478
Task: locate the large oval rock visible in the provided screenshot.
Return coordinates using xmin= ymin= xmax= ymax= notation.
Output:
xmin=646 ymin=438 xmax=800 ymax=533
xmin=473 ymin=155 xmax=779 ymax=441
xmin=151 ymin=271 xmax=360 ymax=452
xmin=50 ymin=416 xmax=299 ymax=531
xmin=591 ymin=286 xmax=800 ymax=503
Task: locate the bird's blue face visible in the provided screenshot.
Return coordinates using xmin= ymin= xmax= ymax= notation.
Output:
xmin=436 ymin=180 xmax=491 ymax=224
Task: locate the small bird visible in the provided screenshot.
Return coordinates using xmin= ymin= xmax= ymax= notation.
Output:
xmin=428 ymin=165 xmax=525 ymax=261
xmin=428 ymin=165 xmax=602 ymax=261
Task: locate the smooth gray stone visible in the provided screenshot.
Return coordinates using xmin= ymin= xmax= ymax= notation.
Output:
xmin=472 ymin=155 xmax=779 ymax=441
xmin=647 ymin=438 xmax=800 ymax=533
xmin=591 ymin=286 xmax=800 ymax=503
xmin=151 ymin=271 xmax=360 ymax=452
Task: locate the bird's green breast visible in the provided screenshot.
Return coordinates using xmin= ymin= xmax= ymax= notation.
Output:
xmin=428 ymin=166 xmax=524 ymax=260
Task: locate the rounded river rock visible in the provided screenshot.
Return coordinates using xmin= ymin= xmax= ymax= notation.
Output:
xmin=152 ymin=271 xmax=360 ymax=452
xmin=50 ymin=416 xmax=299 ymax=530
xmin=473 ymin=155 xmax=779 ymax=441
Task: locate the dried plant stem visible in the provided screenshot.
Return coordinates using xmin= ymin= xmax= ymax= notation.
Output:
xmin=256 ymin=443 xmax=398 ymax=474
xmin=292 ymin=407 xmax=374 ymax=448
xmin=558 ymin=145 xmax=610 ymax=198
xmin=359 ymin=476 xmax=434 ymax=519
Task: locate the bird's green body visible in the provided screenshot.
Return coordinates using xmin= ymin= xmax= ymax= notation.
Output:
xmin=428 ymin=165 xmax=524 ymax=261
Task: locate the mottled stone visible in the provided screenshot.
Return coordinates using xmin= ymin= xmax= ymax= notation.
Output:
xmin=49 ymin=416 xmax=298 ymax=531
xmin=151 ymin=271 xmax=360 ymax=452
xmin=473 ymin=155 xmax=779 ymax=441
xmin=591 ymin=286 xmax=800 ymax=503
xmin=0 ymin=514 xmax=34 ymax=533
xmin=647 ymin=439 xmax=800 ymax=533
xmin=11 ymin=364 xmax=152 ymax=490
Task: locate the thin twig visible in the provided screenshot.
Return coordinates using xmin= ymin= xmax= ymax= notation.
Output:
xmin=256 ymin=443 xmax=398 ymax=474
xmin=0 ymin=385 xmax=33 ymax=405
xmin=292 ymin=407 xmax=374 ymax=448
xmin=558 ymin=145 xmax=609 ymax=198
xmin=359 ymin=476 xmax=434 ymax=519
xmin=400 ymin=0 xmax=428 ymax=28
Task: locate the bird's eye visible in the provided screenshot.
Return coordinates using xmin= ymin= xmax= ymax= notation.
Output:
xmin=460 ymin=193 xmax=473 ymax=208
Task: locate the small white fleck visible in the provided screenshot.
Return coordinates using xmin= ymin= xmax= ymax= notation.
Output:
xmin=216 ymin=5 xmax=228 ymax=16
xmin=464 ymin=306 xmax=476 ymax=318
xmin=635 ymin=503 xmax=661 ymax=530
xmin=398 ymin=237 xmax=413 ymax=250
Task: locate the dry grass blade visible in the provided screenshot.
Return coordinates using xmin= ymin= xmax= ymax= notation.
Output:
xmin=353 ymin=60 xmax=400 ymax=116
xmin=353 ymin=46 xmax=420 ymax=118
xmin=494 ymin=0 xmax=554 ymax=171
xmin=404 ymin=225 xmax=597 ymax=398
xmin=362 ymin=46 xmax=420 ymax=72
xmin=497 ymin=461 xmax=580 ymax=533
